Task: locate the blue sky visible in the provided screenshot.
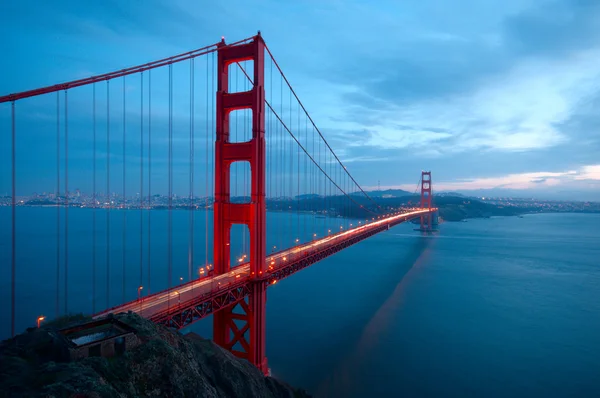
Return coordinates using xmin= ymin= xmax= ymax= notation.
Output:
xmin=1 ymin=0 xmax=600 ymax=200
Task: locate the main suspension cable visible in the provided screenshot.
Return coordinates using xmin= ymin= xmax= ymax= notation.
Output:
xmin=235 ymin=62 xmax=380 ymax=215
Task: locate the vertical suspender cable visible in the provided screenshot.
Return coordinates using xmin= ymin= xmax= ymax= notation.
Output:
xmin=140 ymin=72 xmax=144 ymax=289
xmin=304 ymin=114 xmax=307 ymax=241
xmin=205 ymin=53 xmax=209 ymax=270
xmin=122 ymin=78 xmax=126 ymax=303
xmin=93 ymin=84 xmax=97 ymax=314
xmin=234 ymin=68 xmax=238 ymax=258
xmin=289 ymin=89 xmax=292 ymax=244
xmin=319 ymin=134 xmax=327 ymax=235
xmin=279 ymin=72 xmax=283 ymax=250
xmin=297 ymin=101 xmax=300 ymax=244
xmin=147 ymin=70 xmax=152 ymax=293
xmin=210 ymin=52 xmax=214 ymax=269
xmin=243 ymin=66 xmax=247 ymax=255
xmin=168 ymin=64 xmax=173 ymax=299
xmin=340 ymin=162 xmax=342 ymax=226
xmin=326 ymin=149 xmax=329 ymax=231
xmin=243 ymin=62 xmax=247 ymax=255
xmin=189 ymin=58 xmax=194 ymax=282
xmin=106 ymin=80 xmax=111 ymax=308
xmin=269 ymin=58 xmax=273 ymax=237
xmin=64 ymin=90 xmax=69 ymax=314
xmin=56 ymin=92 xmax=60 ymax=318
xmin=212 ymin=51 xmax=216 ymax=239
xmin=312 ymin=126 xmax=315 ymax=239
xmin=10 ymin=101 xmax=16 ymax=337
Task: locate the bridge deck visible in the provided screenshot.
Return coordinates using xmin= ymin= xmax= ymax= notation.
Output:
xmin=94 ymin=208 xmax=436 ymax=328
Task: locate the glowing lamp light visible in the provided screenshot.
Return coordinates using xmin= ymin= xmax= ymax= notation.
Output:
xmin=37 ymin=316 xmax=45 ymax=328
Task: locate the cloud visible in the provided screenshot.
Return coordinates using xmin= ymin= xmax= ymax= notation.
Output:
xmin=503 ymin=0 xmax=600 ymax=57
xmin=378 ymin=165 xmax=599 ymax=192
xmin=313 ymin=45 xmax=600 ymax=156
xmin=434 ymin=171 xmax=573 ymax=190
xmin=288 ymin=0 xmax=600 ymax=188
xmin=575 ymin=164 xmax=600 ymax=180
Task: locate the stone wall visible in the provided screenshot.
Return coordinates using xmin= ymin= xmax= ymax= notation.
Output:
xmin=69 ymin=332 xmax=140 ymax=360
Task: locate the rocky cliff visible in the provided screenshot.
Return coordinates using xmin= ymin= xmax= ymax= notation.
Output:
xmin=0 ymin=313 xmax=310 ymax=398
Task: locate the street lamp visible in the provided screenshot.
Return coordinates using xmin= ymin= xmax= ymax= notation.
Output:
xmin=37 ymin=316 xmax=45 ymax=328
xmin=179 ymin=277 xmax=183 ymax=285
xmin=138 ymin=286 xmax=144 ymax=313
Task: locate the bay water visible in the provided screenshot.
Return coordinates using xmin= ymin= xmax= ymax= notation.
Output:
xmin=1 ymin=209 xmax=599 ymax=397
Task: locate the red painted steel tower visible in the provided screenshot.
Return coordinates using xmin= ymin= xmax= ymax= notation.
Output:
xmin=213 ymin=34 xmax=268 ymax=374
xmin=420 ymin=171 xmax=432 ymax=231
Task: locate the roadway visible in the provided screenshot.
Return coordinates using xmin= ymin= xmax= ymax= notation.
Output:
xmin=93 ymin=208 xmax=434 ymax=321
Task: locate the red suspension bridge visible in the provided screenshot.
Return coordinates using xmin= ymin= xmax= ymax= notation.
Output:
xmin=1 ymin=33 xmax=437 ymax=374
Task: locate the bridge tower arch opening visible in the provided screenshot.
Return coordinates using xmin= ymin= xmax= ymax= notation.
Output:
xmin=213 ymin=34 xmax=268 ymax=374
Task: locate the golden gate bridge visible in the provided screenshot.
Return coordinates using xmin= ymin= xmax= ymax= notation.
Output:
xmin=0 ymin=32 xmax=437 ymax=374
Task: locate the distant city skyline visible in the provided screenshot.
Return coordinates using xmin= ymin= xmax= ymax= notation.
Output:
xmin=3 ymin=185 xmax=599 ymax=203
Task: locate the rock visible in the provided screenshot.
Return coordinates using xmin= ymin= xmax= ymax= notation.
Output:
xmin=0 ymin=313 xmax=311 ymax=398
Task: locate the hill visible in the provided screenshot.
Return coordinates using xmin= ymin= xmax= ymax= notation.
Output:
xmin=361 ymin=189 xmax=413 ymax=197
xmin=0 ymin=313 xmax=310 ymax=398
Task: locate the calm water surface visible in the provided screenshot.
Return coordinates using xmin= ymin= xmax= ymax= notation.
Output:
xmin=1 ymin=210 xmax=599 ymax=397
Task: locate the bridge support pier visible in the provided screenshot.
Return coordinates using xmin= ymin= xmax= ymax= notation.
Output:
xmin=213 ymin=34 xmax=268 ymax=375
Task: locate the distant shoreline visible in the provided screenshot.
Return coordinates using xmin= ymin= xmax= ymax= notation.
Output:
xmin=2 ymin=203 xmax=599 ymax=223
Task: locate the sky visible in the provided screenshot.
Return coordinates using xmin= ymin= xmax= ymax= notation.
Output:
xmin=1 ymin=0 xmax=600 ymax=201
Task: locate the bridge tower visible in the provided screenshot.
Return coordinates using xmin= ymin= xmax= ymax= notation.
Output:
xmin=420 ymin=171 xmax=432 ymax=231
xmin=213 ymin=34 xmax=268 ymax=374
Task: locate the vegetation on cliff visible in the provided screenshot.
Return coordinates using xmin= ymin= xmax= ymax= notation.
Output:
xmin=0 ymin=313 xmax=310 ymax=398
